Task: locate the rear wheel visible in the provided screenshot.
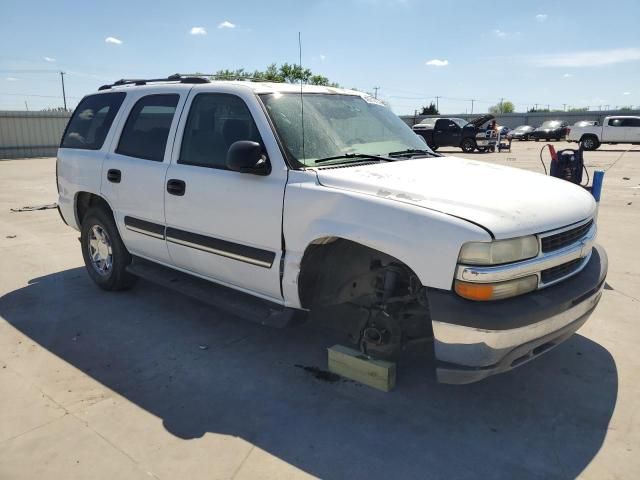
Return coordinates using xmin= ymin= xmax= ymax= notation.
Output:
xmin=460 ymin=138 xmax=476 ymax=153
xmin=81 ymin=207 xmax=136 ymax=291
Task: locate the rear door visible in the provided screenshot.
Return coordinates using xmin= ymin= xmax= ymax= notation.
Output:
xmin=101 ymin=87 xmax=189 ymax=263
xmin=622 ymin=118 xmax=640 ymax=143
xmin=163 ymin=88 xmax=287 ymax=301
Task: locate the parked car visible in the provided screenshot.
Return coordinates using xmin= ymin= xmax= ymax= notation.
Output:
xmin=413 ymin=115 xmax=494 ymax=152
xmin=530 ymin=120 xmax=569 ymax=141
xmin=57 ymin=76 xmax=606 ymax=384
xmin=411 ymin=117 xmax=437 ymax=134
xmin=567 ymin=116 xmax=640 ymax=150
xmin=573 ymin=120 xmax=599 ymax=128
xmin=497 ymin=125 xmax=511 ymax=136
xmin=508 ymin=125 xmax=535 ymax=141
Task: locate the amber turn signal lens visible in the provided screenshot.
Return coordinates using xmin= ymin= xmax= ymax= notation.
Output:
xmin=454 ymin=275 xmax=538 ymax=301
xmin=454 ymin=281 xmax=495 ymax=301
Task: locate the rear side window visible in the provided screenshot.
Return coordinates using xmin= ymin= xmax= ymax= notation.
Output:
xmin=116 ymin=94 xmax=179 ymax=161
xmin=61 ymin=92 xmax=126 ymax=150
xmin=621 ymin=118 xmax=640 ymax=127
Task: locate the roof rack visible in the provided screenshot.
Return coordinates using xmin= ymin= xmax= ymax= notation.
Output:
xmin=98 ymin=73 xmax=210 ymax=91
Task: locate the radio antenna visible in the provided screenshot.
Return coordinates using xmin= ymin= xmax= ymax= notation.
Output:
xmin=298 ymin=32 xmax=306 ymax=163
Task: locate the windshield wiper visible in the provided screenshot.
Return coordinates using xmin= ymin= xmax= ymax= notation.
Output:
xmin=314 ymin=153 xmax=394 ymax=164
xmin=387 ymin=148 xmax=438 ymax=158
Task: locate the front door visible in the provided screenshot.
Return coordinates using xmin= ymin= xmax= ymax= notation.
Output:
xmin=164 ymin=91 xmax=287 ymax=301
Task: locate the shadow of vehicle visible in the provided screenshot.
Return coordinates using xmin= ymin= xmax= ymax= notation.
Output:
xmin=0 ymin=268 xmax=618 ymax=479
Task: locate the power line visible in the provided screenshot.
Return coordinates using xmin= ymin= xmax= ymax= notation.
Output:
xmin=0 ymin=92 xmax=80 ymax=99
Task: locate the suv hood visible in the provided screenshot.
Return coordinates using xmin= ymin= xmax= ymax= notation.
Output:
xmin=314 ymin=156 xmax=595 ymax=239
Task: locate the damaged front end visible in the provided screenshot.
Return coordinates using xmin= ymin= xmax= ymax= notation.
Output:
xmin=299 ymin=239 xmax=433 ymax=359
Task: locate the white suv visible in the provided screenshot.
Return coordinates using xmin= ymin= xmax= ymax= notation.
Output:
xmin=57 ymin=75 xmax=607 ymax=384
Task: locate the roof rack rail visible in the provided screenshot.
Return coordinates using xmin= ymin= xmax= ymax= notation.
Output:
xmin=98 ymin=73 xmax=210 ymax=91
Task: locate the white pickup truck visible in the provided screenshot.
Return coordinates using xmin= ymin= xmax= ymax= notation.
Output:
xmin=567 ymin=115 xmax=640 ymax=150
xmin=56 ymin=75 xmax=607 ymax=384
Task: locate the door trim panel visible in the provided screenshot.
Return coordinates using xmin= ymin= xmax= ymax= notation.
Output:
xmin=124 ymin=216 xmax=165 ymax=239
xmin=166 ymin=227 xmax=275 ymax=268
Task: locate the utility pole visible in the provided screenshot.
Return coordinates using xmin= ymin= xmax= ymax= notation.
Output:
xmin=499 ymin=97 xmax=504 ymax=114
xmin=435 ymin=96 xmax=440 ymax=112
xmin=24 ymin=100 xmax=29 ymax=111
xmin=563 ymin=103 xmax=567 ymax=111
xmin=546 ymin=104 xmax=550 ymax=111
xmin=373 ymin=86 xmax=380 ymax=99
xmin=470 ymin=99 xmax=475 ymax=114
xmin=60 ymin=71 xmax=67 ymax=110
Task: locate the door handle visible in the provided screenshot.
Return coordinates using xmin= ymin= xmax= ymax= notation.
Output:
xmin=107 ymin=169 xmax=121 ymax=183
xmin=166 ymin=179 xmax=186 ymax=196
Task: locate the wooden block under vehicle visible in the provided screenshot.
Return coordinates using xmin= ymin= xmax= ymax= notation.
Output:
xmin=328 ymin=345 xmax=396 ymax=392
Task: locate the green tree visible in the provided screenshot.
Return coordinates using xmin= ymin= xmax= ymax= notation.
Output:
xmin=420 ymin=102 xmax=439 ymax=115
xmin=567 ymin=107 xmax=588 ymax=112
xmin=209 ymin=63 xmax=337 ymax=86
xmin=489 ymin=100 xmax=515 ymax=114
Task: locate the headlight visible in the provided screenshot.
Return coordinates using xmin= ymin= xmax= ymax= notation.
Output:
xmin=455 ymin=275 xmax=538 ymax=301
xmin=458 ymin=236 xmax=539 ymax=265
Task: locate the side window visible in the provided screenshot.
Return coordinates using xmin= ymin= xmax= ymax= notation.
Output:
xmin=179 ymin=93 xmax=262 ymax=169
xmin=608 ymin=118 xmax=622 ymax=127
xmin=116 ymin=94 xmax=179 ymax=161
xmin=61 ymin=92 xmax=126 ymax=149
xmin=621 ymin=118 xmax=640 ymax=127
xmin=435 ymin=119 xmax=447 ymax=130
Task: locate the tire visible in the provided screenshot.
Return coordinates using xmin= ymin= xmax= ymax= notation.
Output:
xmin=581 ymin=136 xmax=600 ymax=151
xmin=460 ymin=138 xmax=476 ymax=153
xmin=80 ymin=207 xmax=136 ymax=291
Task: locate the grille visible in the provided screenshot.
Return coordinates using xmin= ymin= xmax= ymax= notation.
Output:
xmin=541 ymin=258 xmax=584 ymax=284
xmin=541 ymin=220 xmax=593 ymax=253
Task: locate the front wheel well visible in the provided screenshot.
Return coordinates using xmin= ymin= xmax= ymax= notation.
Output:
xmin=75 ymin=192 xmax=113 ymax=227
xmin=297 ymin=237 xmax=432 ymax=358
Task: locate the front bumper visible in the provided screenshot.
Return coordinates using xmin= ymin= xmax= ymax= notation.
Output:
xmin=428 ymin=244 xmax=607 ymax=384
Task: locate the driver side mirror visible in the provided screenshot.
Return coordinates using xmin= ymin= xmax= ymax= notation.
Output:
xmin=226 ymin=141 xmax=271 ymax=176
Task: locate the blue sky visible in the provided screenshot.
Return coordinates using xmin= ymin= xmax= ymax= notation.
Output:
xmin=1 ymin=0 xmax=639 ymax=114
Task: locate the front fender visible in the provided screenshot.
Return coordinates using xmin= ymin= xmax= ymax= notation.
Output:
xmin=281 ymin=171 xmax=490 ymax=308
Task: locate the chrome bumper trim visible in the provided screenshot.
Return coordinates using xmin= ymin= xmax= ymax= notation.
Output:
xmin=432 ymin=281 xmax=603 ymax=368
xmin=456 ymin=223 xmax=596 ymax=286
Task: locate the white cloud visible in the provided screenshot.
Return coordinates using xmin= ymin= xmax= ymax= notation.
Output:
xmin=218 ymin=20 xmax=236 ymax=29
xmin=563 ymin=73 xmax=573 ymax=78
xmin=493 ymin=29 xmax=507 ymax=38
xmin=5 ymin=77 xmax=18 ymax=81
xmin=319 ymin=54 xmax=326 ymax=61
xmin=44 ymin=56 xmax=56 ymax=62
xmin=105 ymin=36 xmax=123 ymax=45
xmin=425 ymin=59 xmax=448 ymax=67
xmin=536 ymin=14 xmax=548 ymax=22
xmin=527 ymin=47 xmax=640 ymax=67
xmin=189 ymin=26 xmax=207 ymax=35
xmin=623 ymin=91 xmax=631 ymax=95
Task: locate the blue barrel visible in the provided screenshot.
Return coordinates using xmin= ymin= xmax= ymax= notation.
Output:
xmin=592 ymin=170 xmax=605 ymax=202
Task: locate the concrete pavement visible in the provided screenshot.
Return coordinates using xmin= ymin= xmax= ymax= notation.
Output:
xmin=1 ymin=142 xmax=639 ymax=479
